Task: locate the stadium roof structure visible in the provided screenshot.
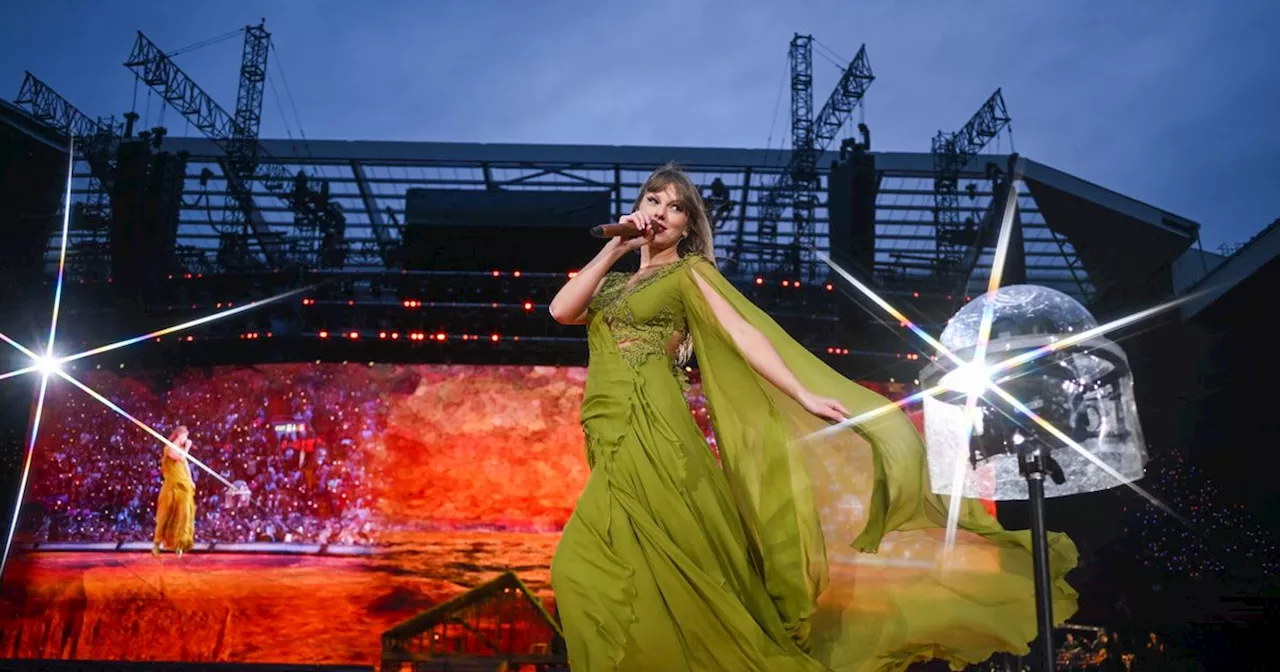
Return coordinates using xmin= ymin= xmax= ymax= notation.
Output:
xmin=0 ymin=98 xmax=65 ymax=151
xmin=1179 ymin=216 xmax=1280 ymax=321
xmin=54 ymin=136 xmax=1201 ymax=307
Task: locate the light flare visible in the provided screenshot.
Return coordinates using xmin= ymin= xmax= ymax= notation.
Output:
xmin=0 ymin=365 xmax=39 ymax=382
xmin=0 ymin=318 xmax=265 ymax=493
xmin=981 ymin=382 xmax=1189 ymax=526
xmin=53 ymin=370 xmax=235 ymax=490
xmin=0 ymin=333 xmax=40 ymax=362
xmin=2 ymin=373 xmax=52 ymax=577
xmin=811 ymin=221 xmax=1188 ymax=567
xmin=45 ymin=137 xmax=74 ymax=360
xmin=985 ymin=292 xmax=1201 ymax=378
xmin=58 ymin=284 xmax=316 ymax=365
xmin=0 ymin=283 xmax=317 ymax=381
xmin=33 ymin=355 xmax=61 ymax=376
xmin=1 ymin=139 xmax=75 ymax=578
xmin=0 ymin=152 xmax=314 ymax=575
xmin=802 ymin=290 xmax=1197 ymax=447
xmin=946 ymin=178 xmax=1022 ymax=566
xmin=814 ymin=250 xmax=954 ymax=360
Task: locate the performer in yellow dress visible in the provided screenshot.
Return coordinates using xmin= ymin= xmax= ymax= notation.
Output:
xmin=152 ymin=425 xmax=196 ymax=557
xmin=547 ymin=164 xmax=1079 ymax=671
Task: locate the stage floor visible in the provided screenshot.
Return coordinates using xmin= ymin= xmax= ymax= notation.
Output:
xmin=0 ymin=532 xmax=560 ymax=666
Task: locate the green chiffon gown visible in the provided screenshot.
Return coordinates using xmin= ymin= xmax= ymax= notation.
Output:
xmin=549 ymin=254 xmax=1079 ymax=672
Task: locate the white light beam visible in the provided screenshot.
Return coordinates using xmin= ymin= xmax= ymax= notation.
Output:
xmin=1 ymin=140 xmax=74 ymax=578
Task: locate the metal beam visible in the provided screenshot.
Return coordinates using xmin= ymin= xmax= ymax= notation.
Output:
xmin=497 ymin=165 xmax=608 ymax=188
xmin=125 ymin=29 xmax=334 ymax=269
xmin=732 ymin=167 xmax=752 ymax=262
xmin=932 ymin=88 xmax=1011 ymax=274
xmin=883 ymin=257 xmax=1077 ymax=272
xmin=159 ymin=137 xmax=834 ymax=171
xmin=152 ymin=137 xmax=1204 ymax=259
xmin=1020 ymin=161 xmax=1198 ymax=240
xmin=14 ymin=72 xmax=118 ymax=190
xmin=1179 ymin=217 xmax=1280 ymax=320
xmin=953 ymin=155 xmax=1025 ymax=297
xmin=352 ymin=161 xmax=394 ymax=266
xmin=613 ymin=165 xmax=623 ymax=221
xmin=217 ymin=157 xmax=281 ymax=266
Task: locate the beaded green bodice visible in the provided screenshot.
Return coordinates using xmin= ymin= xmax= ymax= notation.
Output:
xmin=588 ymin=257 xmax=693 ymax=371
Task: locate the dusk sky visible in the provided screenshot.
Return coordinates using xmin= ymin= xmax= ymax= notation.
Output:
xmin=1 ymin=0 xmax=1275 ymax=251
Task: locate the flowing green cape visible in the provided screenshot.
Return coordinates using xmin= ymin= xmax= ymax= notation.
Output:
xmin=682 ymin=257 xmax=1079 ymax=671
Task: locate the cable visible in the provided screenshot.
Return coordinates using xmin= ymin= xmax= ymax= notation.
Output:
xmin=764 ymin=51 xmax=790 ymax=173
xmin=811 ymin=38 xmax=848 ymax=69
xmin=166 ymin=28 xmax=246 ymax=58
xmin=267 ymin=73 xmax=300 ymax=157
xmin=812 ymin=44 xmax=845 ymax=72
xmin=269 ymin=42 xmax=313 ymax=159
xmin=765 ymin=52 xmax=786 ymax=150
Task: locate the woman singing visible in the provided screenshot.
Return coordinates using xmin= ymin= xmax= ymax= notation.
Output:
xmin=152 ymin=425 xmax=196 ymax=557
xmin=547 ymin=164 xmax=1079 ymax=671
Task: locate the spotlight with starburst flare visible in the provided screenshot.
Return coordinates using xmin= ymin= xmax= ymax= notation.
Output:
xmin=0 ymin=137 xmax=316 ymax=578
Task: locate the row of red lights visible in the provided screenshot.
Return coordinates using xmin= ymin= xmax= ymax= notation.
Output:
xmin=754 ymin=277 xmax=837 ymax=291
xmin=168 ymin=332 xmax=930 ymax=359
xmin=317 ymin=330 xmax=515 ymax=343
xmin=153 ymin=268 xmax=604 ymax=280
xmin=824 ymin=348 xmax=931 ymax=361
xmin=755 ymin=279 xmax=973 ymax=303
xmin=160 ymin=270 xmax=538 ymax=281
xmin=303 ymin=297 xmax=538 ymax=312
xmin=398 ymin=300 xmax=537 ymax=311
xmin=84 ymin=272 xmax=973 ymax=302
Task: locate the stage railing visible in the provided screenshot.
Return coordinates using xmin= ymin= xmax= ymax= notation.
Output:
xmin=381 ymin=571 xmax=566 ymax=672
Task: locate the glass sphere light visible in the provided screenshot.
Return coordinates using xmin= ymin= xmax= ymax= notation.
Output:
xmin=919 ymin=284 xmax=1148 ymax=500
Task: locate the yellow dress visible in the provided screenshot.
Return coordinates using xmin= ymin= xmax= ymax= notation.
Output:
xmin=153 ymin=450 xmax=196 ymax=553
xmin=549 ymin=255 xmax=1078 ymax=671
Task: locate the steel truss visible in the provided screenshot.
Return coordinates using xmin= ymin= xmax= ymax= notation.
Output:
xmin=41 ymin=138 xmax=1141 ymax=305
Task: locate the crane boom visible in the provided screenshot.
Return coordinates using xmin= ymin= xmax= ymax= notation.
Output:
xmin=931 ymin=88 xmax=1011 ymax=278
xmin=804 ymin=45 xmax=874 ymax=186
xmin=15 ymin=72 xmax=118 ymax=189
xmin=14 ymin=71 xmax=120 ymax=243
xmin=742 ymin=38 xmax=873 ymax=276
xmin=125 ymin=28 xmax=319 ymax=268
xmin=16 ymin=72 xmax=110 ymax=139
xmin=228 ymin=22 xmax=268 ymax=183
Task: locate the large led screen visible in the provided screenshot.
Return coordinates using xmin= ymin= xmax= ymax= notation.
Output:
xmin=0 ymin=363 xmax=929 ymax=666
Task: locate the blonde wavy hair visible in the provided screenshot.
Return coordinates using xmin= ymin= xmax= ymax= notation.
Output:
xmin=633 ymin=163 xmax=717 ymax=365
xmin=632 ymin=162 xmax=717 ymax=265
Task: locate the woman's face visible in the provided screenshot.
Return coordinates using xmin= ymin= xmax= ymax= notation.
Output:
xmin=635 ymin=184 xmax=689 ymax=251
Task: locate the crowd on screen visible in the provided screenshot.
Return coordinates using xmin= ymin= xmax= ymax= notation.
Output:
xmin=20 ymin=365 xmax=385 ymax=546
xmin=16 ymin=366 xmax=918 ymax=547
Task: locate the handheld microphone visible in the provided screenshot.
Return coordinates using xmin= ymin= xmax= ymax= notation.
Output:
xmin=589 ymin=222 xmax=643 ymax=238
